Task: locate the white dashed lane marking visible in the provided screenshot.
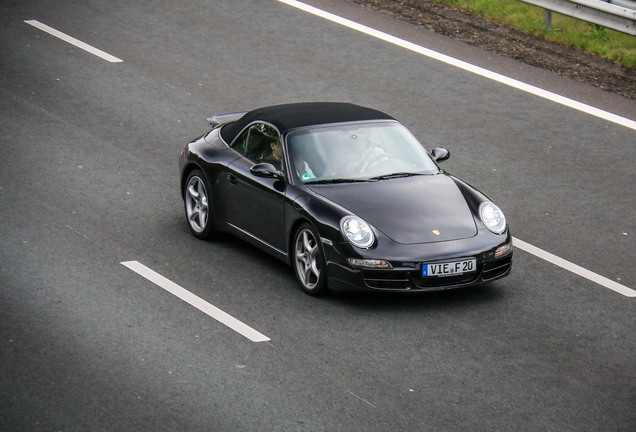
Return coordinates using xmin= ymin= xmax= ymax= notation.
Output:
xmin=25 ymin=20 xmax=123 ymax=63
xmin=121 ymin=261 xmax=271 ymax=342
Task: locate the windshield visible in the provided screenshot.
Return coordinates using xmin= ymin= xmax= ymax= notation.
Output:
xmin=287 ymin=121 xmax=439 ymax=184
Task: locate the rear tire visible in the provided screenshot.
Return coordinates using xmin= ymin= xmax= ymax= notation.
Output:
xmin=293 ymin=223 xmax=328 ymax=296
xmin=184 ymin=169 xmax=214 ymax=239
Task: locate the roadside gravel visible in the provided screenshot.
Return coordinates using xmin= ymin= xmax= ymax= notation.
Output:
xmin=350 ymin=0 xmax=636 ymax=100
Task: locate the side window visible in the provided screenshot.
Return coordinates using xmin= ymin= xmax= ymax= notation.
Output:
xmin=232 ymin=123 xmax=282 ymax=168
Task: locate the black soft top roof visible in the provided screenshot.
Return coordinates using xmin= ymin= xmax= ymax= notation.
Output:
xmin=220 ymin=102 xmax=395 ymax=143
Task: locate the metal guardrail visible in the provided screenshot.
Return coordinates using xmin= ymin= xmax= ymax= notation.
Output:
xmin=520 ymin=0 xmax=636 ymax=35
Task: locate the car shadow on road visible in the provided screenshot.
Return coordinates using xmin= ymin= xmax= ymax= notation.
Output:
xmin=326 ymin=283 xmax=506 ymax=312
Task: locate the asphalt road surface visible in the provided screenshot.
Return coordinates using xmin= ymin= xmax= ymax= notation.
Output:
xmin=1 ymin=0 xmax=634 ymax=431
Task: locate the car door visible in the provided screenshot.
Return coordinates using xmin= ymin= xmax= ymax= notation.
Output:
xmin=220 ymin=122 xmax=287 ymax=254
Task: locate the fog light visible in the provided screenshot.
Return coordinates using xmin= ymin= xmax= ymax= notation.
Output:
xmin=347 ymin=258 xmax=393 ymax=269
xmin=495 ymin=243 xmax=513 ymax=258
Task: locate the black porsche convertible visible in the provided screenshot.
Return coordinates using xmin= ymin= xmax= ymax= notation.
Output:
xmin=179 ymin=102 xmax=512 ymax=295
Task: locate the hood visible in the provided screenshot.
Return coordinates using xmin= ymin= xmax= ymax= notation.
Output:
xmin=308 ymin=174 xmax=477 ymax=244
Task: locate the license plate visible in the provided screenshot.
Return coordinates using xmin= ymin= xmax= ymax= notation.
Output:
xmin=422 ymin=258 xmax=476 ymax=277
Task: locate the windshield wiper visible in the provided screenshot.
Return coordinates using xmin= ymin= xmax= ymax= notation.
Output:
xmin=369 ymin=172 xmax=423 ymax=180
xmin=305 ymin=178 xmax=372 ymax=184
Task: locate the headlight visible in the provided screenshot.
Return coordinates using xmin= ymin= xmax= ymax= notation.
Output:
xmin=341 ymin=216 xmax=374 ymax=248
xmin=479 ymin=202 xmax=506 ymax=234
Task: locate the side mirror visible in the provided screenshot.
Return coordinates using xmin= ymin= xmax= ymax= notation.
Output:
xmin=250 ymin=162 xmax=283 ymax=179
xmin=431 ymin=147 xmax=450 ymax=163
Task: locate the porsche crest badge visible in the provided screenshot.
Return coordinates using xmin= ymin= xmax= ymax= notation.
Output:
xmin=432 ymin=229 xmax=440 ymax=236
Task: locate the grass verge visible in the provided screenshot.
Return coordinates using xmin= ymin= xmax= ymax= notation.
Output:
xmin=428 ymin=0 xmax=636 ymax=68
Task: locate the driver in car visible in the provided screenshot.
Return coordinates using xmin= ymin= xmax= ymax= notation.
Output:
xmin=261 ymin=139 xmax=283 ymax=170
xmin=330 ymin=130 xmax=384 ymax=177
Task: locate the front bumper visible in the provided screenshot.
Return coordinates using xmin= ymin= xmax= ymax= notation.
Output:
xmin=323 ymin=231 xmax=513 ymax=292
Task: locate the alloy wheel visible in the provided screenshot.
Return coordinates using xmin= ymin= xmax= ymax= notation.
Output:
xmin=294 ymin=227 xmax=323 ymax=293
xmin=185 ymin=175 xmax=209 ymax=234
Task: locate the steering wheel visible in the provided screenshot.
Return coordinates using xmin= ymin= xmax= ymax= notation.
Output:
xmin=358 ymin=152 xmax=413 ymax=173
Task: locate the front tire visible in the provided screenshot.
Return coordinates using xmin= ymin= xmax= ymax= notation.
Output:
xmin=293 ymin=223 xmax=328 ymax=296
xmin=184 ymin=169 xmax=214 ymax=239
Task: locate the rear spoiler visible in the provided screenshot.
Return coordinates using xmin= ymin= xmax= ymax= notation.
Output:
xmin=206 ymin=111 xmax=248 ymax=128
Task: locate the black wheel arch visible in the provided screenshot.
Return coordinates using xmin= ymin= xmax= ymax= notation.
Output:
xmin=180 ymin=162 xmax=204 ymax=199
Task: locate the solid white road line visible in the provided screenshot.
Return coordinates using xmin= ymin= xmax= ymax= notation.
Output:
xmin=121 ymin=261 xmax=270 ymax=342
xmin=24 ymin=20 xmax=123 ymax=63
xmin=277 ymin=0 xmax=636 ymax=131
xmin=513 ymin=237 xmax=635 ymax=297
